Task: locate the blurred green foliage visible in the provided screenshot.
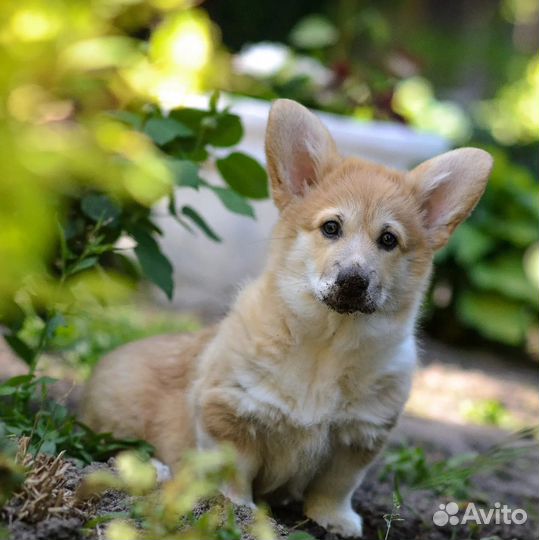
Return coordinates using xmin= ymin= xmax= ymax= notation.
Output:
xmin=431 ymin=146 xmax=538 ymax=348
xmin=0 ymin=424 xmax=24 ymax=508
xmin=0 ymin=0 xmax=266 ymax=464
xmin=0 ymin=0 xmax=267 ymax=361
xmin=0 ymin=375 xmax=154 ymax=465
xmin=81 ymin=448 xmax=276 ymax=540
xmin=2 ymin=91 xmax=267 ymax=368
xmin=460 ymin=398 xmax=513 ymax=429
xmin=22 ymin=306 xmax=198 ymax=373
xmin=381 ymin=428 xmax=538 ymax=501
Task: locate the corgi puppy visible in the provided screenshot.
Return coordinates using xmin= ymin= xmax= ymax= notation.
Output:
xmin=82 ymin=99 xmax=492 ymax=537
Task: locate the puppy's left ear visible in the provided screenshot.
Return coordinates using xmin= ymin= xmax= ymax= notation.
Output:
xmin=408 ymin=148 xmax=493 ymax=250
xmin=265 ymin=99 xmax=339 ymax=211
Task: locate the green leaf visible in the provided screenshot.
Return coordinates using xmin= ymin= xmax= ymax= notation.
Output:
xmin=66 ymin=256 xmax=99 ymax=276
xmin=143 ymin=117 xmax=194 ymax=145
xmin=108 ymin=110 xmax=144 ymax=130
xmin=207 ymin=113 xmax=243 ymax=147
xmin=210 ymin=187 xmax=255 ymax=218
xmin=84 ymin=512 xmax=131 ymax=529
xmin=40 ymin=439 xmax=57 ymax=455
xmin=0 ymin=374 xmax=34 ymax=393
xmin=4 ymin=335 xmax=34 ymax=365
xmin=0 ymin=385 xmax=18 ymax=396
xmin=81 ymin=194 xmax=121 ymax=224
xmin=63 ymin=217 xmax=85 ymax=241
xmin=0 ymin=374 xmax=34 ymax=387
xmin=45 ymin=314 xmax=67 ymax=340
xmin=33 ymin=375 xmax=58 ymax=386
xmin=456 ymin=291 xmax=534 ymax=345
xmin=184 ymin=146 xmax=209 ymax=163
xmin=216 ymin=152 xmax=268 ymax=199
xmin=167 ymin=159 xmax=203 ymax=189
xmin=133 ymin=216 xmax=163 ymax=236
xmin=169 ymin=108 xmax=207 ymax=131
xmin=167 ymin=194 xmax=196 ymax=234
xmin=167 ymin=107 xmax=243 ymax=148
xmin=87 ymin=243 xmax=115 ymax=256
xmin=181 ymin=206 xmax=221 ymax=242
xmin=288 ymin=533 xmax=317 ymax=540
xmin=130 ymin=226 xmax=174 ymax=299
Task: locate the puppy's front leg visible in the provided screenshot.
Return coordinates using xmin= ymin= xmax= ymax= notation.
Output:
xmin=198 ymin=392 xmax=260 ymax=507
xmin=304 ymin=434 xmax=387 ymax=538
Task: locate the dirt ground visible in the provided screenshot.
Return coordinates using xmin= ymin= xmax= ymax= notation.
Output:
xmin=1 ymin=336 xmax=538 ymax=540
xmin=275 ymin=430 xmax=539 ymax=540
xmin=4 ymin=430 xmax=538 ymax=540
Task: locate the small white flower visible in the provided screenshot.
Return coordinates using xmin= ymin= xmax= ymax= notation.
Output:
xmin=234 ymin=42 xmax=291 ymax=78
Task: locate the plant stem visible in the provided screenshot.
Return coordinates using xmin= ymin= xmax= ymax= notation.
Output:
xmin=28 ymin=312 xmax=52 ymax=375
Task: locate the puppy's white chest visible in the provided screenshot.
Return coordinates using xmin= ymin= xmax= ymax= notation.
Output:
xmin=237 ymin=336 xmax=414 ymax=428
xmin=236 ymin=345 xmax=342 ymax=425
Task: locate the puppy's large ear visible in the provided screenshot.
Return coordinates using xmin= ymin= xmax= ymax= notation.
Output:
xmin=265 ymin=99 xmax=339 ymax=210
xmin=408 ymin=148 xmax=493 ymax=250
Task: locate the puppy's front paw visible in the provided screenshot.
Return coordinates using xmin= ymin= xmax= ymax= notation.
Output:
xmin=149 ymin=458 xmax=172 ymax=483
xmin=305 ymin=500 xmax=363 ymax=538
xmin=220 ymin=484 xmax=256 ymax=509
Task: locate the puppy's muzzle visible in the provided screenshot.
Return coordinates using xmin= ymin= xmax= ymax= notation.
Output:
xmin=323 ymin=266 xmax=377 ymax=314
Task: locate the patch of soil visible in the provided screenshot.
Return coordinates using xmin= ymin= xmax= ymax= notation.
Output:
xmin=273 ymin=441 xmax=539 ymax=540
xmin=3 ymin=458 xmax=127 ymax=540
xmin=273 ymin=462 xmax=539 ymax=540
xmin=191 ymin=498 xmax=288 ymax=540
xmin=408 ymin=338 xmax=539 ymax=428
xmin=8 ymin=517 xmax=85 ymax=540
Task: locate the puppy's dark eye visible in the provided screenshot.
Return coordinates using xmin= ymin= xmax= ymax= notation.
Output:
xmin=321 ymin=220 xmax=341 ymax=238
xmin=378 ymin=231 xmax=398 ymax=250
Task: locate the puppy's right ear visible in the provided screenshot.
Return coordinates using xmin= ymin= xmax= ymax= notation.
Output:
xmin=407 ymin=148 xmax=493 ymax=250
xmin=265 ymin=99 xmax=339 ymax=210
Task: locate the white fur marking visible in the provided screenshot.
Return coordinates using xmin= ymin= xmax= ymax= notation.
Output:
xmin=150 ymin=458 xmax=172 ymax=483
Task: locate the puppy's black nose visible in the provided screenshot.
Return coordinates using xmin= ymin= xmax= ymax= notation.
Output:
xmin=335 ymin=267 xmax=370 ymax=291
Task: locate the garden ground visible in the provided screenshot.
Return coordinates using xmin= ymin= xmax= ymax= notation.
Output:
xmin=1 ymin=332 xmax=538 ymax=540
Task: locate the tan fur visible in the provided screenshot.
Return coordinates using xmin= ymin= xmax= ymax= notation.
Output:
xmin=82 ymin=327 xmax=216 ymax=467
xmin=82 ymin=99 xmax=492 ymax=537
